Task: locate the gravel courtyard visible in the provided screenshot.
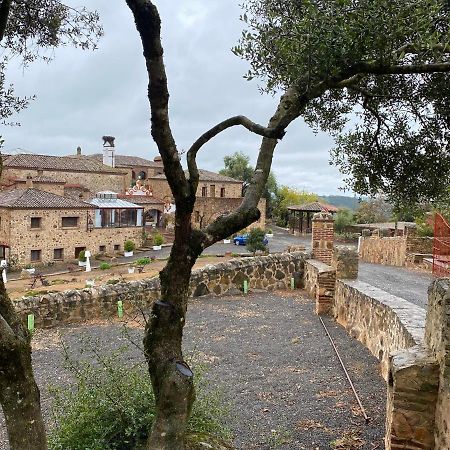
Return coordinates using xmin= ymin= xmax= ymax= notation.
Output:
xmin=0 ymin=291 xmax=386 ymax=449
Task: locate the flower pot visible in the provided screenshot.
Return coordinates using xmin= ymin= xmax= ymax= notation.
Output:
xmin=78 ymin=261 xmax=86 ymax=267
xmin=223 ymin=239 xmax=231 ymax=244
xmin=266 ymin=233 xmax=274 ymax=238
xmin=124 ymin=251 xmax=134 ymax=257
xmin=152 ymin=245 xmax=161 ymax=251
xmin=128 ymin=267 xmax=135 ymax=274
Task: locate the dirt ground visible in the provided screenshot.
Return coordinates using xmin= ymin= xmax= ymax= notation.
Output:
xmin=7 ymin=255 xmax=231 ymax=300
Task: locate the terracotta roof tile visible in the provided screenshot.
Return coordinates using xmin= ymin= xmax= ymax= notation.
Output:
xmin=88 ymin=154 xmax=161 ymax=168
xmin=0 ymin=188 xmax=95 ymax=209
xmin=3 ymin=153 xmax=125 ymax=174
xmin=287 ymin=202 xmax=339 ymax=213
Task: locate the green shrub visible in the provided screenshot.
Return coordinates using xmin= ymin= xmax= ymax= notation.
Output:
xmin=124 ymin=240 xmax=136 ymax=252
xmin=266 ymin=228 xmax=273 ymax=234
xmin=135 ymin=257 xmax=151 ymax=266
xmin=48 ymin=348 xmax=230 ymax=450
xmin=78 ymin=251 xmax=86 ymax=262
xmin=334 ymin=209 xmax=355 ymax=233
xmin=246 ymin=227 xmax=267 ymax=255
xmin=152 ymin=233 xmax=164 ymax=246
xmin=106 ymin=279 xmax=120 ymax=285
xmin=99 ymin=262 xmax=112 ymax=270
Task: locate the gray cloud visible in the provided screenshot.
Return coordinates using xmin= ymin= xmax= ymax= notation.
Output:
xmin=2 ymin=0 xmax=349 ymax=195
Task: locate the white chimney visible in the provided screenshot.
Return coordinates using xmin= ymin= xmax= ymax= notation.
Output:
xmin=102 ymin=135 xmax=116 ymax=168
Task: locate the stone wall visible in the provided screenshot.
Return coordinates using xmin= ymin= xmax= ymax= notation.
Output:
xmin=359 ymin=235 xmax=433 ymax=267
xmin=425 ymin=279 xmax=450 ymax=449
xmin=2 ymin=167 xmax=127 ymax=198
xmin=333 ymin=278 xmax=450 ymax=449
xmin=334 ymin=280 xmax=425 ymax=377
xmin=14 ymin=252 xmax=306 ymax=328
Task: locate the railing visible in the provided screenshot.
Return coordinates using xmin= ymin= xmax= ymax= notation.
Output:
xmin=433 ymin=213 xmax=450 ymax=277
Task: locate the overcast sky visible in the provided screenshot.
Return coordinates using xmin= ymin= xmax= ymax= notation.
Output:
xmin=2 ymin=0 xmax=351 ymax=196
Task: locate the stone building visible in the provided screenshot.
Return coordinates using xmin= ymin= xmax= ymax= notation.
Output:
xmin=0 ymin=187 xmax=143 ymax=265
xmin=1 ymin=153 xmax=128 ymax=198
xmin=146 ymin=169 xmax=265 ymax=229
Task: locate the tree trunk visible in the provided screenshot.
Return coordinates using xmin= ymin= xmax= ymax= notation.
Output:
xmin=0 ymin=345 xmax=47 ymax=450
xmin=0 ymin=275 xmax=47 ymax=450
xmin=144 ymin=212 xmax=198 ymax=450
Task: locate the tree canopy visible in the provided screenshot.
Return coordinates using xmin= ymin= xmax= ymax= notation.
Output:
xmin=0 ymin=0 xmax=102 ymax=126
xmin=235 ymin=0 xmax=450 ymax=207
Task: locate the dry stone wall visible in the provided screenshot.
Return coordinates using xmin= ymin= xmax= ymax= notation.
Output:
xmin=359 ymin=235 xmax=432 ymax=267
xmin=425 ymin=279 xmax=450 ymax=449
xmin=14 ymin=252 xmax=306 ymax=328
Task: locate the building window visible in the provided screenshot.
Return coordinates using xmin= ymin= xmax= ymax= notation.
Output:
xmin=62 ymin=217 xmax=79 ymax=228
xmin=31 ymin=250 xmax=41 ymax=262
xmin=53 ymin=248 xmax=64 ymax=260
xmin=210 ymin=185 xmax=216 ymax=197
xmin=30 ymin=217 xmax=42 ymax=229
xmin=74 ymin=247 xmax=85 ymax=258
xmin=99 ymin=245 xmax=106 ymax=253
xmin=100 ymin=209 xmax=139 ymax=228
xmin=201 ymin=186 xmax=207 ymax=197
xmin=220 ymin=187 xmax=225 ymax=197
xmin=195 ymin=211 xmax=200 ymax=223
xmin=114 ymin=244 xmax=120 ymax=251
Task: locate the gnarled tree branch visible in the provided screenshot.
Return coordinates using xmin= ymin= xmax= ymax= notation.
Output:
xmin=126 ymin=0 xmax=189 ymax=203
xmin=187 ymin=115 xmax=285 ymax=194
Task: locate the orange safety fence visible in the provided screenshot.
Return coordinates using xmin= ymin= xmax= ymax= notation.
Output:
xmin=433 ymin=213 xmax=450 ymax=277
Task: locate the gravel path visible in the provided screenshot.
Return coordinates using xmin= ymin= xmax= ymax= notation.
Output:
xmin=0 ymin=291 xmax=386 ymax=449
xmin=358 ymin=262 xmax=433 ymax=309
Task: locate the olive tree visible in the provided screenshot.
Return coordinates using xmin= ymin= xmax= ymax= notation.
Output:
xmin=125 ymin=0 xmax=450 ymax=448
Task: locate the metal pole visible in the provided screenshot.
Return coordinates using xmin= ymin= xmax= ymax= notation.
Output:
xmin=319 ymin=316 xmax=370 ymax=424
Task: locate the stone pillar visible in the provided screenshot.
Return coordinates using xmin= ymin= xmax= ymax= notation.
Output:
xmin=332 ymin=247 xmax=358 ymax=279
xmin=425 ymin=279 xmax=450 ymax=448
xmin=312 ymin=212 xmax=334 ymax=265
xmin=385 ymin=349 xmax=439 ymax=450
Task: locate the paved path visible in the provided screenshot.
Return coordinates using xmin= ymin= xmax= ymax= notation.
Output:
xmin=358 ymin=262 xmax=433 ymax=309
xmin=0 ymin=292 xmax=385 ymax=450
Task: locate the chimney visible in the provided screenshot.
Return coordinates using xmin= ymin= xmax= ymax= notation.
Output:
xmin=26 ymin=175 xmax=33 ymax=188
xmin=77 ymin=146 xmax=82 ymax=156
xmin=102 ymin=136 xmax=116 ymax=168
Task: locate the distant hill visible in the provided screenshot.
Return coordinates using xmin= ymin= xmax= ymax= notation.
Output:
xmin=320 ymin=195 xmax=361 ymax=210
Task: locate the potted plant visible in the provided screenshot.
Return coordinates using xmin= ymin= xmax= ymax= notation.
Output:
xmin=78 ymin=250 xmax=87 ymax=267
xmin=124 ymin=240 xmax=135 ymax=257
xmin=152 ymin=233 xmax=164 ymax=251
xmin=266 ymin=228 xmax=274 ymax=238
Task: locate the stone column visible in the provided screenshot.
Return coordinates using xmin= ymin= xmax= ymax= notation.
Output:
xmin=312 ymin=212 xmax=334 ymax=265
xmin=332 ymin=247 xmax=358 ymax=279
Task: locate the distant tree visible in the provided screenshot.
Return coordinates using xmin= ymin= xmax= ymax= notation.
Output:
xmin=219 ymin=151 xmax=253 ymax=186
xmin=219 ymin=151 xmax=278 ymax=216
xmin=334 ymin=209 xmax=355 ymax=233
xmin=273 ymin=186 xmax=321 ymax=226
xmin=246 ymin=227 xmax=267 ymax=255
xmin=354 ymin=197 xmax=393 ymax=224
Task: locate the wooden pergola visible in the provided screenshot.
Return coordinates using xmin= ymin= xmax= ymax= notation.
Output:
xmin=288 ymin=202 xmax=339 ymax=235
